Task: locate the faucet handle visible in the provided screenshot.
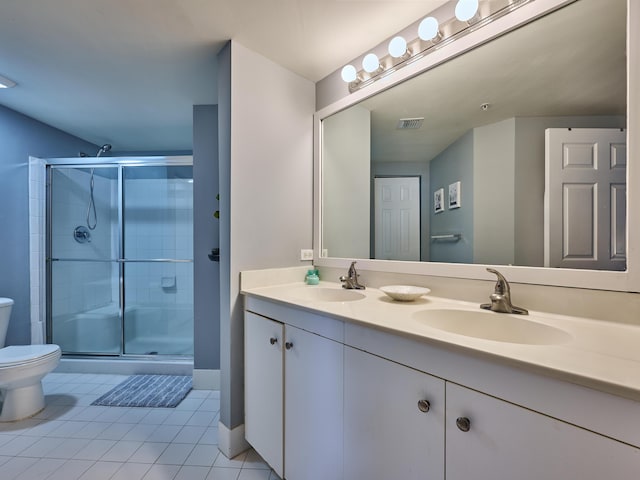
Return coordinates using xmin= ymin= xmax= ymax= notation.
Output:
xmin=486 ymin=268 xmax=509 ymax=294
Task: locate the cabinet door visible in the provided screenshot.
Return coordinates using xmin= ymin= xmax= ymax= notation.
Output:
xmin=244 ymin=312 xmax=284 ymax=477
xmin=284 ymin=325 xmax=343 ymax=480
xmin=446 ymin=382 xmax=640 ymax=480
xmin=344 ymin=346 xmax=445 ymax=480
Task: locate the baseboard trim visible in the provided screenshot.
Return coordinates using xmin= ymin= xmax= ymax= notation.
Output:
xmin=218 ymin=421 xmax=251 ymax=459
xmin=192 ymin=369 xmax=220 ymax=390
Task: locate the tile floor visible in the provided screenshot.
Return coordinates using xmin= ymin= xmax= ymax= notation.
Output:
xmin=0 ymin=373 xmax=280 ymax=480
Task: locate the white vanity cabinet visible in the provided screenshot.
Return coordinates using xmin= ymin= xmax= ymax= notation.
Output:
xmin=343 ymin=345 xmax=445 ymax=480
xmin=243 ymin=292 xmax=640 ymax=480
xmin=244 ymin=311 xmax=284 ymax=476
xmin=244 ymin=310 xmax=343 ymax=480
xmin=445 ymin=382 xmax=640 ymax=480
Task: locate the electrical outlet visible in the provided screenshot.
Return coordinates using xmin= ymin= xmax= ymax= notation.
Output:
xmin=322 ymin=249 xmax=328 ymax=257
xmin=300 ymin=249 xmax=313 ymax=261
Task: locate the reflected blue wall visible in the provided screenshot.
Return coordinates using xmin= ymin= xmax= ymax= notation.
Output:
xmin=0 ymin=104 xmax=98 ymax=345
xmin=429 ymin=130 xmax=474 ymax=263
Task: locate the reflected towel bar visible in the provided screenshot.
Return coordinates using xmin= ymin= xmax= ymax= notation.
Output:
xmin=430 ymin=234 xmax=461 ymax=241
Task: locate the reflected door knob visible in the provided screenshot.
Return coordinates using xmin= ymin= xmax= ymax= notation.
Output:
xmin=417 ymin=399 xmax=431 ymax=413
xmin=285 ymin=342 xmax=293 ymax=350
xmin=269 ymin=337 xmax=277 ymax=345
xmin=456 ymin=417 xmax=471 ymax=432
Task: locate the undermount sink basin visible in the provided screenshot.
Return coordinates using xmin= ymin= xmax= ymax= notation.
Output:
xmin=290 ymin=287 xmax=366 ymax=302
xmin=412 ymin=309 xmax=571 ymax=345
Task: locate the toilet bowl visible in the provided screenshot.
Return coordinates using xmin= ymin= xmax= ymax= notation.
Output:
xmin=0 ymin=298 xmax=61 ymax=422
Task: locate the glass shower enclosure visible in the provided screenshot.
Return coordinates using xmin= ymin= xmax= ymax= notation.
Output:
xmin=46 ymin=157 xmax=193 ymax=357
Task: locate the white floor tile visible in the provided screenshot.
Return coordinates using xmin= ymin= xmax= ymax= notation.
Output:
xmin=198 ymin=427 xmax=219 ymax=445
xmin=15 ymin=436 xmax=61 ymax=457
xmin=14 ymin=458 xmax=66 ymax=480
xmin=78 ymin=460 xmax=123 ymax=480
xmin=174 ymin=425 xmax=207 ymax=444
xmin=142 ymin=463 xmax=181 ymax=480
xmin=243 ymin=450 xmax=270 ymax=470
xmin=140 ymin=409 xmax=173 ymax=425
xmin=44 ymin=459 xmax=94 ymax=480
xmin=100 ymin=440 xmax=143 ymax=462
xmin=0 ymin=435 xmax=39 ymax=456
xmin=128 ymin=442 xmax=170 ymax=463
xmin=156 ymin=443 xmax=195 ymax=465
xmin=73 ymin=421 xmax=110 ymax=439
xmin=95 ymin=421 xmax=135 ymax=440
xmin=206 ymin=467 xmax=241 ymax=480
xmin=187 ymin=411 xmax=217 ymax=427
xmin=237 ymin=469 xmax=272 ymax=480
xmin=163 ymin=410 xmax=194 ymax=426
xmin=1 ymin=456 xmax=39 ymax=480
xmin=213 ymin=451 xmax=247 ymax=469
xmin=45 ymin=438 xmax=89 ymax=459
xmin=184 ymin=444 xmax=219 ymax=467
xmin=149 ymin=424 xmax=182 ymax=442
xmin=72 ymin=438 xmax=117 ymax=460
xmin=174 ymin=465 xmax=211 ymax=480
xmin=122 ymin=423 xmax=159 ymax=441
xmin=111 ymin=462 xmax=153 ymax=480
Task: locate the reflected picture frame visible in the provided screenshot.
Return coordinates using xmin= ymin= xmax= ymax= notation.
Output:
xmin=449 ymin=181 xmax=461 ymax=209
xmin=434 ymin=188 xmax=444 ymax=213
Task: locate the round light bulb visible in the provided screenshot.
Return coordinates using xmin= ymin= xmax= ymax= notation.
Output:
xmin=388 ymin=36 xmax=407 ymax=58
xmin=362 ymin=53 xmax=380 ymax=73
xmin=455 ymin=0 xmax=479 ymax=22
xmin=418 ymin=17 xmax=440 ymax=41
xmin=341 ymin=64 xmax=357 ymax=83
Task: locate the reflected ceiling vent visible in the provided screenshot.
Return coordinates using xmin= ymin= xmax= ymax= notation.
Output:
xmin=397 ymin=117 xmax=424 ymax=129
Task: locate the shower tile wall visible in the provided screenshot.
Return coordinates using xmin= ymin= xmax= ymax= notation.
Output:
xmin=124 ymin=178 xmax=193 ymax=306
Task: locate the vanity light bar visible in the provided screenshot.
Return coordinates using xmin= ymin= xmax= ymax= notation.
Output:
xmin=343 ymin=0 xmax=533 ymax=93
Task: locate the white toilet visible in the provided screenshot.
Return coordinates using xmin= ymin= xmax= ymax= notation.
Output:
xmin=0 ymin=298 xmax=61 ymax=422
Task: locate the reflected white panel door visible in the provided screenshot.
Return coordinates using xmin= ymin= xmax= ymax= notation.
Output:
xmin=374 ymin=177 xmax=420 ymax=261
xmin=544 ymin=128 xmax=626 ymax=270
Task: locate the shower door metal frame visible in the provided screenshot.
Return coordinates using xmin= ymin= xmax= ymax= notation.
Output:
xmin=45 ymin=156 xmax=193 ymax=358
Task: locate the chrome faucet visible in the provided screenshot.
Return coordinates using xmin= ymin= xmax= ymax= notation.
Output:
xmin=480 ymin=268 xmax=528 ymax=315
xmin=339 ymin=261 xmax=366 ymax=290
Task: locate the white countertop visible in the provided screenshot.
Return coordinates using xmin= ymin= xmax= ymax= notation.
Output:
xmin=242 ymin=280 xmax=640 ymax=402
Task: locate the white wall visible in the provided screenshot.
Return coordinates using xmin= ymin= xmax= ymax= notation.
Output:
xmin=473 ymin=118 xmax=516 ymax=265
xmin=218 ymin=40 xmax=315 ymax=448
xmin=322 ymin=105 xmax=370 ymax=258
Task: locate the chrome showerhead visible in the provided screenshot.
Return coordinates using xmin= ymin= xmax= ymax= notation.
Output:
xmin=96 ymin=144 xmax=112 ymax=157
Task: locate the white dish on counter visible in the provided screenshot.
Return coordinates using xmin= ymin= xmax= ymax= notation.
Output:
xmin=380 ymin=285 xmax=431 ymax=301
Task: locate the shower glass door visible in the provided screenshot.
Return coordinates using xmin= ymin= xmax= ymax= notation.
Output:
xmin=122 ymin=166 xmax=194 ymax=355
xmin=48 ymin=160 xmax=193 ymax=357
xmin=49 ymin=166 xmax=121 ymax=354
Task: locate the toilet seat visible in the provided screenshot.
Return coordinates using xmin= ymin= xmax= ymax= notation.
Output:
xmin=0 ymin=345 xmax=61 ymax=368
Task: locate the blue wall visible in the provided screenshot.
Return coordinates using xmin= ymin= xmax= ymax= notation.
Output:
xmin=429 ymin=130 xmax=474 ymax=263
xmin=193 ymin=105 xmax=220 ymax=370
xmin=0 ymin=104 xmax=98 ymax=345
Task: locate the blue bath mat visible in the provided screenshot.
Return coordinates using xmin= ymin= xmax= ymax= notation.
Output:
xmin=92 ymin=374 xmax=192 ymax=408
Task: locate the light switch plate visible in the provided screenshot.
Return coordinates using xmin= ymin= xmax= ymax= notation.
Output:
xmin=300 ymin=249 xmax=313 ymax=261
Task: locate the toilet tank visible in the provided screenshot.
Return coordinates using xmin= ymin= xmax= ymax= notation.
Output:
xmin=0 ymin=298 xmax=14 ymax=348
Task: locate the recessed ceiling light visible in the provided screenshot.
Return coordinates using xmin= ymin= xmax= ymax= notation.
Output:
xmin=0 ymin=74 xmax=17 ymax=89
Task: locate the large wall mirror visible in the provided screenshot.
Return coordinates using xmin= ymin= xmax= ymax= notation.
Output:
xmin=315 ymin=0 xmax=639 ymax=291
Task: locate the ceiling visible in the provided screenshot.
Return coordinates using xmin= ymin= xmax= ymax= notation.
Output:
xmin=0 ymin=0 xmax=449 ymax=152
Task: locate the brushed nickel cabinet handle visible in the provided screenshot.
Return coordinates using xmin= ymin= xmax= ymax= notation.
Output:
xmin=456 ymin=417 xmax=471 ymax=432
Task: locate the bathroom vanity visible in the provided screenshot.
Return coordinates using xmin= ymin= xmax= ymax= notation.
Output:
xmin=242 ymin=277 xmax=640 ymax=480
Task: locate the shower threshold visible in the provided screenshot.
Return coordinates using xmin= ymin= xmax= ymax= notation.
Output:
xmin=55 ymin=355 xmax=193 ymax=376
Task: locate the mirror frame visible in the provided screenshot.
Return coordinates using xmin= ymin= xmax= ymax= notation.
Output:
xmin=313 ymin=0 xmax=639 ymax=292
